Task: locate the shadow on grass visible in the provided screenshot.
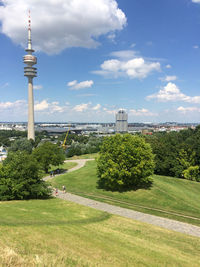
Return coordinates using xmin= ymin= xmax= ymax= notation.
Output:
xmin=97 ymin=180 xmax=153 ymax=193
xmin=0 ymin=213 xmax=111 ymax=227
xmin=49 ymin=168 xmax=67 ymax=175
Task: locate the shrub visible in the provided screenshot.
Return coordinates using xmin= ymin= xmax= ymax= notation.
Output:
xmin=183 ymin=166 xmax=200 ymax=182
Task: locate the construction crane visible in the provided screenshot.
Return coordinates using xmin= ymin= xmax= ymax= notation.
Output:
xmin=62 ymin=127 xmax=71 ymax=149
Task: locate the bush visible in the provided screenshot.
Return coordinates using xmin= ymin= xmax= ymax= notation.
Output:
xmin=183 ymin=166 xmax=200 ymax=182
xmin=97 ymin=134 xmax=155 ymax=191
xmin=0 ymin=151 xmax=51 ymax=200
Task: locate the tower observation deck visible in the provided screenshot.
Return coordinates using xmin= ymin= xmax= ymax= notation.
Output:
xmin=23 ymin=11 xmax=37 ymax=141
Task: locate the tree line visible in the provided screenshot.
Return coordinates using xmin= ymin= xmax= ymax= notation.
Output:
xmin=145 ymin=125 xmax=200 ymax=181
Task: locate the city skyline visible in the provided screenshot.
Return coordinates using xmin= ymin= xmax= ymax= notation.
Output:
xmin=1 ymin=0 xmax=200 ymax=123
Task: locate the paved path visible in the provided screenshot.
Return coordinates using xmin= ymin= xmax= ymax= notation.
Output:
xmin=43 ymin=159 xmax=94 ymax=181
xmin=65 ymin=159 xmax=94 ymax=173
xmin=46 ymin=159 xmax=200 ymax=238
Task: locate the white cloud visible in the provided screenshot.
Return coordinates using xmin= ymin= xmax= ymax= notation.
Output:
xmin=67 ymin=80 xmax=94 ymax=90
xmin=34 ymin=100 xmax=65 ymax=113
xmin=103 ymin=107 xmax=117 ymax=115
xmin=34 ymin=100 xmax=49 ymax=111
xmin=192 ymin=0 xmax=200 ymax=3
xmin=0 ymin=100 xmax=26 ymax=110
xmin=107 ymin=32 xmax=116 ymax=42
xmin=93 ymin=54 xmax=160 ymax=79
xmin=92 ymin=104 xmax=101 ymax=110
xmin=72 ymin=103 xmax=103 ymax=112
xmin=129 ymin=108 xmax=157 ymax=116
xmin=67 ymin=80 xmax=77 ymax=87
xmin=160 ymin=75 xmax=177 ymax=82
xmin=73 ymin=103 xmax=91 ymax=112
xmin=33 ymin=85 xmax=43 ymax=90
xmin=147 ymin=82 xmax=200 ymax=103
xmin=177 ymin=106 xmax=200 ymax=113
xmin=193 ymin=45 xmax=199 ymax=49
xmin=0 ymin=0 xmax=126 ymax=54
xmin=110 ymin=50 xmax=137 ymax=59
xmin=166 ymin=64 xmax=172 ymax=69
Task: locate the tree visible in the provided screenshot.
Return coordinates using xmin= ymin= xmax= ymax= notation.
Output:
xmin=32 ymin=142 xmax=65 ymax=173
xmin=65 ymin=136 xmax=103 ymax=157
xmin=183 ymin=166 xmax=200 ymax=182
xmin=8 ymin=138 xmax=33 ymax=154
xmin=145 ymin=127 xmax=200 ymax=178
xmin=0 ymin=151 xmax=51 ymax=200
xmin=97 ymin=134 xmax=155 ymax=191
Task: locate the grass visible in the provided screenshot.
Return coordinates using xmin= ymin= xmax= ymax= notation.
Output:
xmin=51 ymin=160 xmax=200 ymax=226
xmin=0 ymin=198 xmax=200 ymax=266
xmin=49 ymin=161 xmax=77 ymax=172
xmin=66 ymin=153 xmax=98 ymax=160
xmin=41 ymin=162 xmax=77 ymax=178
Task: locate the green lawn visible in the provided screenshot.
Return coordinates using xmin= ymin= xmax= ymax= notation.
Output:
xmin=66 ymin=153 xmax=98 ymax=160
xmin=0 ymin=199 xmax=200 ymax=266
xmin=51 ymin=160 xmax=200 ymax=226
xmin=41 ymin=162 xmax=78 ymax=178
xmin=49 ymin=161 xmax=77 ymax=172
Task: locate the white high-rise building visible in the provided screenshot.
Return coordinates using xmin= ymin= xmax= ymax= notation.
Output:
xmin=115 ymin=109 xmax=128 ymax=133
xmin=23 ymin=11 xmax=37 ymax=141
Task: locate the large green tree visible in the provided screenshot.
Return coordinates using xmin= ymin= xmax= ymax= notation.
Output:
xmin=0 ymin=151 xmax=51 ymax=200
xmin=97 ymin=134 xmax=155 ymax=191
xmin=32 ymin=142 xmax=65 ymax=173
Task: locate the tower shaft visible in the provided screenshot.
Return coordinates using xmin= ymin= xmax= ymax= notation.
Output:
xmin=28 ymin=77 xmax=35 ymax=140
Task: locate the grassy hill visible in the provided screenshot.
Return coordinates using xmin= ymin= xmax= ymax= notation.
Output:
xmin=51 ymin=160 xmax=200 ymax=226
xmin=0 ymin=198 xmax=200 ymax=266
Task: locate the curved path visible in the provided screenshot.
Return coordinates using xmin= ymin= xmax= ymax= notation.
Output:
xmin=43 ymin=159 xmax=94 ymax=181
xmin=65 ymin=159 xmax=94 ymax=173
xmin=46 ymin=159 xmax=200 ymax=238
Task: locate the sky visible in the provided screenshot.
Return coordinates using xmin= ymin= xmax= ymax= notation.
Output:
xmin=0 ymin=0 xmax=200 ymax=123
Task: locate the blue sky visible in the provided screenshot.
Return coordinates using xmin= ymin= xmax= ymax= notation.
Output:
xmin=0 ymin=0 xmax=200 ymax=123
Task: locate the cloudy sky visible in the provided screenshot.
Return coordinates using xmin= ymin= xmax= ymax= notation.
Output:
xmin=0 ymin=0 xmax=200 ymax=123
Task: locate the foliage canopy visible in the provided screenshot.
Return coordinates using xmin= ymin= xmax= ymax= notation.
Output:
xmin=8 ymin=138 xmax=33 ymax=154
xmin=97 ymin=134 xmax=155 ymax=191
xmin=33 ymin=142 xmax=65 ymax=173
xmin=0 ymin=151 xmax=51 ymax=200
xmin=145 ymin=125 xmax=200 ymax=181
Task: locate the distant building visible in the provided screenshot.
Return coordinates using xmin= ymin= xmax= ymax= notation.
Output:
xmin=115 ymin=109 xmax=128 ymax=133
xmin=0 ymin=146 xmax=7 ymax=162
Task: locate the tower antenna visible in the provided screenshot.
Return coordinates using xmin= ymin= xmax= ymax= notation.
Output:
xmin=28 ymin=10 xmax=32 ymax=50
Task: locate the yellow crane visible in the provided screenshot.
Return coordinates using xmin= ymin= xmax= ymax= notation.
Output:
xmin=62 ymin=127 xmax=71 ymax=149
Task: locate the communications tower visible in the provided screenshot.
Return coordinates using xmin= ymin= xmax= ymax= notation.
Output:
xmin=23 ymin=11 xmax=37 ymax=140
